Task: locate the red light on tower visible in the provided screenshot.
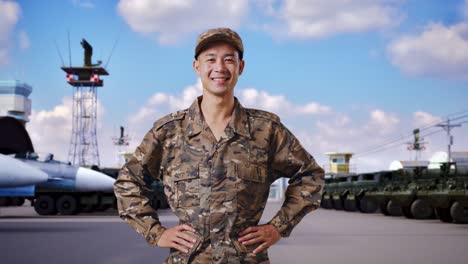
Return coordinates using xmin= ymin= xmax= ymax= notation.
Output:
xmin=66 ymin=74 xmax=74 ymax=82
xmin=90 ymin=74 xmax=99 ymax=83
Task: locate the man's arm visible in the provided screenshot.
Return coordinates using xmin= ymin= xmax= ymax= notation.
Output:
xmin=238 ymin=122 xmax=324 ymax=253
xmin=267 ymin=123 xmax=325 ymax=237
xmin=113 ymin=127 xmax=167 ymax=246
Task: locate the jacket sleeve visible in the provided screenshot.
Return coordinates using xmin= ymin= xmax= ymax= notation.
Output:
xmin=113 ymin=126 xmax=166 ymax=246
xmin=267 ymin=123 xmax=324 ymax=237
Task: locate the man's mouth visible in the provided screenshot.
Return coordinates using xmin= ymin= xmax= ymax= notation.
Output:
xmin=211 ymin=77 xmax=229 ymax=81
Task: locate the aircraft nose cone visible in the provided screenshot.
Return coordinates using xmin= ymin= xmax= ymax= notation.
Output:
xmin=0 ymin=154 xmax=48 ymax=187
xmin=75 ymin=167 xmax=115 ymax=191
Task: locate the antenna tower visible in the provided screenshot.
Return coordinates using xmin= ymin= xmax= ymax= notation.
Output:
xmin=61 ymin=38 xmax=108 ymax=166
xmin=406 ymin=128 xmax=427 ymax=161
xmin=112 ymin=126 xmax=131 ymax=166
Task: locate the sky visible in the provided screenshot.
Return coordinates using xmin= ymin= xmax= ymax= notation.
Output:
xmin=0 ymin=0 xmax=467 ymax=172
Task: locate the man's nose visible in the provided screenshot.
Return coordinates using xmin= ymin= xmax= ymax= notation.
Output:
xmin=214 ymin=59 xmax=227 ymax=72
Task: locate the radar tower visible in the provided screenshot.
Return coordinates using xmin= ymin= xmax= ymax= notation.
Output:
xmin=61 ymin=38 xmax=109 ymax=166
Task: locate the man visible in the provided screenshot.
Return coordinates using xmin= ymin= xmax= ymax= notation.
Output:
xmin=114 ymin=28 xmax=324 ymax=264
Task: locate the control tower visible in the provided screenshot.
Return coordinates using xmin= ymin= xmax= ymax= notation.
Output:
xmin=61 ymin=39 xmax=108 ymax=167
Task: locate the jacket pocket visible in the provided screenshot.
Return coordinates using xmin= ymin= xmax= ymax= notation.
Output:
xmin=235 ymin=163 xmax=268 ymax=211
xmin=173 ymin=166 xmax=200 ymax=208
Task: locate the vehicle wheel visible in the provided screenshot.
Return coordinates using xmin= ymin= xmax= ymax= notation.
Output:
xmin=344 ymin=199 xmax=357 ymax=212
xmin=333 ymin=199 xmax=344 ymax=210
xmin=435 ymin=207 xmax=453 ymax=223
xmin=386 ymin=200 xmax=402 ymax=217
xmin=10 ymin=197 xmax=25 ymax=206
xmin=410 ymin=199 xmax=433 ymax=219
xmin=321 ymin=198 xmax=332 ymax=209
xmin=34 ymin=195 xmax=57 ymax=215
xmin=450 ymin=201 xmax=468 ymax=224
xmin=379 ymin=202 xmax=390 ymax=216
xmin=56 ymin=195 xmax=78 ymax=215
xmin=358 ymin=197 xmax=378 ymax=213
xmin=402 ymin=205 xmax=414 ymax=219
xmin=0 ymin=197 xmax=12 ymax=206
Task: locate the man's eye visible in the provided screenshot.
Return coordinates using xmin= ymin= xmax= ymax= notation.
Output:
xmin=207 ymin=59 xmax=215 ymax=62
xmin=225 ymin=58 xmax=234 ymax=62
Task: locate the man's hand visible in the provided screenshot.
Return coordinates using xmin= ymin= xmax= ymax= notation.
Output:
xmin=238 ymin=224 xmax=281 ymax=254
xmin=157 ymin=224 xmax=198 ymax=253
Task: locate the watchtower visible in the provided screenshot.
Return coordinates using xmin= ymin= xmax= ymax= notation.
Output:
xmin=325 ymin=152 xmax=354 ymax=174
xmin=61 ymin=39 xmax=108 ymax=167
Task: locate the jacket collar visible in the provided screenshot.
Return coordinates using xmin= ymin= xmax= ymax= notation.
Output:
xmin=185 ymin=96 xmax=251 ymax=139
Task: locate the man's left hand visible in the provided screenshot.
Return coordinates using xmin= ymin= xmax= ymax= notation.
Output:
xmin=238 ymin=224 xmax=281 ymax=254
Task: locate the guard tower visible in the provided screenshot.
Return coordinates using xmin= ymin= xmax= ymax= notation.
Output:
xmin=61 ymin=39 xmax=108 ymax=167
xmin=325 ymin=152 xmax=354 ymax=174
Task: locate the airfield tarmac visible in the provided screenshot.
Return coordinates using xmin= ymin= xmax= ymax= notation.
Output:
xmin=1 ymin=201 xmax=467 ymax=264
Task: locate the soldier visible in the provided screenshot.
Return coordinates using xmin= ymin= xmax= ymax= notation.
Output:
xmin=114 ymin=27 xmax=324 ymax=264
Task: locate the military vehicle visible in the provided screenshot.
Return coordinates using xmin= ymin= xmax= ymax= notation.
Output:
xmin=321 ymin=164 xmax=468 ymax=224
xmin=321 ymin=176 xmax=335 ymax=209
xmin=418 ymin=165 xmax=468 ymax=223
xmin=330 ymin=175 xmax=349 ymax=210
xmin=345 ymin=172 xmax=380 ymax=213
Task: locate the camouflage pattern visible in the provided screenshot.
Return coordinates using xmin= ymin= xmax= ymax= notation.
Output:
xmin=195 ymin=28 xmax=244 ymax=59
xmin=114 ymin=97 xmax=324 ymax=264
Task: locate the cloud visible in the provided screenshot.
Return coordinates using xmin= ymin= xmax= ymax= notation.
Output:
xmin=269 ymin=0 xmax=404 ymax=39
xmin=413 ymin=111 xmax=442 ymax=128
xmin=0 ymin=0 xmax=21 ymax=66
xmin=117 ymin=0 xmax=249 ymax=44
xmin=116 ymin=0 xmax=406 ymax=43
xmin=18 ymin=30 xmax=29 ymax=50
xmin=388 ymin=22 xmax=468 ymax=79
xmin=27 ymin=97 xmax=74 ymax=161
xmin=27 ymin=96 xmax=117 ymax=167
xmin=238 ymin=88 xmax=330 ymax=115
xmin=368 ymin=109 xmax=400 ymax=133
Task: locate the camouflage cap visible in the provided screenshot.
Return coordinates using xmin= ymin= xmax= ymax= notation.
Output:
xmin=194 ymin=28 xmax=244 ymax=60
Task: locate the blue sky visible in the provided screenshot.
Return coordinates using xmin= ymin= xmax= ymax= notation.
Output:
xmin=1 ymin=0 xmax=467 ymax=171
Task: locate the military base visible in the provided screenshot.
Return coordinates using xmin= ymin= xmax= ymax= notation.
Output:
xmin=2 ymin=1 xmax=468 ymax=263
xmin=1 ymin=39 xmax=468 ymax=264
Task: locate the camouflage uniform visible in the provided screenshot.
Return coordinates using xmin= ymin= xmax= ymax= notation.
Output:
xmin=114 ymin=97 xmax=324 ymax=264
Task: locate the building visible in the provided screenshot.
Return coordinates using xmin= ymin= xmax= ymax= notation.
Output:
xmin=0 ymin=80 xmax=32 ymax=124
xmin=325 ymin=152 xmax=354 ymax=175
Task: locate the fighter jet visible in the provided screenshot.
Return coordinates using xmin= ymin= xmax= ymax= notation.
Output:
xmin=0 ymin=152 xmax=116 ymax=214
xmin=15 ymin=152 xmax=115 ymax=192
xmin=0 ymin=153 xmax=48 ymax=187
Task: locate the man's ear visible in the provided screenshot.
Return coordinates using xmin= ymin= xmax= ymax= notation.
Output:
xmin=238 ymin=60 xmax=245 ymax=76
xmin=193 ymin=59 xmax=200 ymax=75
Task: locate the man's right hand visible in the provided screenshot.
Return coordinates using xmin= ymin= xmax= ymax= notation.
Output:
xmin=156 ymin=224 xmax=198 ymax=253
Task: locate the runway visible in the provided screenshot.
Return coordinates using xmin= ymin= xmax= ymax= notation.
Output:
xmin=1 ymin=202 xmax=468 ymax=264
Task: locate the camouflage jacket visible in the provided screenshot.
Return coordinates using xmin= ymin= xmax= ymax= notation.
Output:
xmin=114 ymin=97 xmax=324 ymax=264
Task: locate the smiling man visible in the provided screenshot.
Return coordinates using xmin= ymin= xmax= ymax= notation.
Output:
xmin=114 ymin=28 xmax=324 ymax=264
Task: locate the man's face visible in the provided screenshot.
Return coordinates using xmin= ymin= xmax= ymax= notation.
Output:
xmin=193 ymin=42 xmax=244 ymax=98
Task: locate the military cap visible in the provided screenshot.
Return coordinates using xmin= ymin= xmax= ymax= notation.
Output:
xmin=194 ymin=27 xmax=244 ymax=60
